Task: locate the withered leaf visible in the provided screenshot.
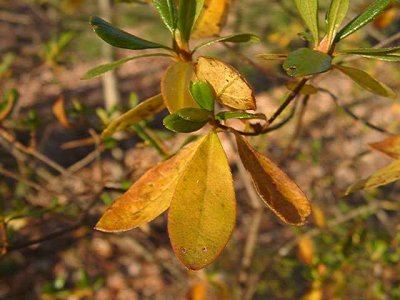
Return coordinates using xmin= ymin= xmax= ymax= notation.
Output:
xmin=235 ymin=134 xmax=311 ymax=225
xmin=369 ymin=135 xmax=400 ymax=159
xmin=195 ymin=56 xmax=256 ymax=110
xmin=95 ymin=136 xmax=205 ymax=232
xmin=52 ymin=97 xmax=73 ymax=129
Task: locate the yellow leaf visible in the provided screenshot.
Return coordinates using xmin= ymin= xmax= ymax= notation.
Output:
xmin=344 ymin=159 xmax=400 ymax=195
xmin=312 ymin=204 xmax=326 ymax=228
xmin=95 ymin=136 xmax=205 ymax=232
xmin=52 ymin=96 xmax=73 ymax=129
xmin=101 ymin=94 xmax=165 ymax=139
xmin=192 ymin=0 xmax=231 ymax=38
xmin=297 ymin=235 xmax=315 ymax=265
xmin=168 ymin=132 xmax=236 ymax=270
xmin=187 ymin=282 xmax=208 ymax=300
xmin=369 ymin=135 xmax=400 ymax=159
xmin=195 ymin=57 xmax=256 ymax=110
xmin=161 ymin=62 xmax=199 ymax=113
xmin=235 ymin=134 xmax=311 ymax=225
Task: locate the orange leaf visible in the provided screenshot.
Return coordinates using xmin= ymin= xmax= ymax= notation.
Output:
xmin=95 ymin=136 xmax=205 ymax=232
xmin=235 ymin=134 xmax=311 ymax=225
xmin=192 ymin=0 xmax=231 ymax=38
xmin=52 ymin=96 xmax=73 ymax=128
xmin=369 ymin=135 xmax=400 ymax=159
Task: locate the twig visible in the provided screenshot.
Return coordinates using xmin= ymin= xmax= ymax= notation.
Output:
xmin=319 ymin=88 xmax=393 ymax=135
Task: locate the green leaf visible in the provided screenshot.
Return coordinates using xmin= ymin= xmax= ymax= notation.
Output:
xmin=178 ymin=0 xmax=205 ymax=42
xmin=192 ymin=33 xmax=260 ymax=52
xmin=257 ymin=54 xmax=288 ymax=61
xmin=168 ymin=132 xmax=236 ymax=270
xmin=326 ymin=0 xmax=349 ymax=47
xmin=0 ymin=89 xmax=18 ymax=122
xmin=177 ymin=107 xmax=211 ymax=122
xmin=216 ymin=111 xmax=266 ymax=121
xmin=101 ymin=94 xmax=165 ymax=138
xmin=344 ymin=159 xmax=400 ymax=195
xmin=283 ymin=48 xmax=332 ymax=77
xmin=90 ymin=16 xmax=170 ymax=50
xmin=336 ymin=0 xmax=391 ymax=42
xmin=82 ymin=53 xmax=172 ymax=79
xmin=189 ymin=80 xmax=215 ymax=111
xmin=153 ymin=0 xmax=178 ymax=34
xmin=294 ymin=0 xmax=319 ymax=46
xmin=163 ymin=113 xmax=208 ymax=133
xmin=337 ymin=47 xmax=400 ymax=61
xmin=95 ymin=136 xmax=205 ymax=232
xmin=335 ymin=65 xmax=396 ymax=99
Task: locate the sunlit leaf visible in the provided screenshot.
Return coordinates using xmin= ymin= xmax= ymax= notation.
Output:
xmin=334 ymin=65 xmax=396 ymax=99
xmin=52 ymin=96 xmax=73 ymax=128
xmin=195 ymin=57 xmax=256 ymax=110
xmin=336 ymin=0 xmax=391 ymax=42
xmin=344 ymin=159 xmax=400 ymax=195
xmin=192 ymin=0 xmax=230 ymax=38
xmin=190 ymin=80 xmax=215 ymax=111
xmin=95 ymin=136 xmax=205 ymax=232
xmin=325 ymin=0 xmax=349 ymax=48
xmin=169 ymin=132 xmax=236 ymax=270
xmin=294 ymin=0 xmax=319 ymax=46
xmin=161 ymin=61 xmax=199 ymax=113
xmin=82 ymin=53 xmax=172 ymax=79
xmin=90 ymin=16 xmax=169 ymax=50
xmin=370 ymin=135 xmax=400 ymax=159
xmin=235 ymin=134 xmax=311 ymax=225
xmin=153 ymin=0 xmax=178 ymax=34
xmin=178 ymin=0 xmax=205 ymax=42
xmin=101 ymin=94 xmax=165 ymax=138
xmin=193 ymin=33 xmax=260 ymax=52
xmin=283 ymin=48 xmax=332 ymax=77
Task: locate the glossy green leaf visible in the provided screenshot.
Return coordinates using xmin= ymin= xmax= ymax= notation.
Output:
xmin=326 ymin=0 xmax=349 ymax=47
xmin=95 ymin=136 xmax=205 ymax=232
xmin=178 ymin=0 xmax=205 ymax=42
xmin=153 ymin=0 xmax=178 ymax=34
xmin=336 ymin=0 xmax=391 ymax=42
xmin=189 ymin=80 xmax=215 ymax=111
xmin=90 ymin=16 xmax=170 ymax=50
xmin=101 ymin=94 xmax=165 ymax=138
xmin=283 ymin=48 xmax=332 ymax=77
xmin=177 ymin=107 xmax=211 ymax=122
xmin=294 ymin=0 xmax=319 ymax=46
xmin=161 ymin=61 xmax=199 ymax=113
xmin=163 ymin=113 xmax=208 ymax=133
xmin=82 ymin=53 xmax=172 ymax=79
xmin=168 ymin=132 xmax=236 ymax=270
xmin=216 ymin=111 xmax=266 ymax=121
xmin=344 ymin=159 xmax=400 ymax=195
xmin=335 ymin=65 xmax=396 ymax=98
xmin=192 ymin=33 xmax=260 ymax=52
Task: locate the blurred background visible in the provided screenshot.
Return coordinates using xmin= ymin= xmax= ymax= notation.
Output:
xmin=1 ymin=0 xmax=400 ymax=299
